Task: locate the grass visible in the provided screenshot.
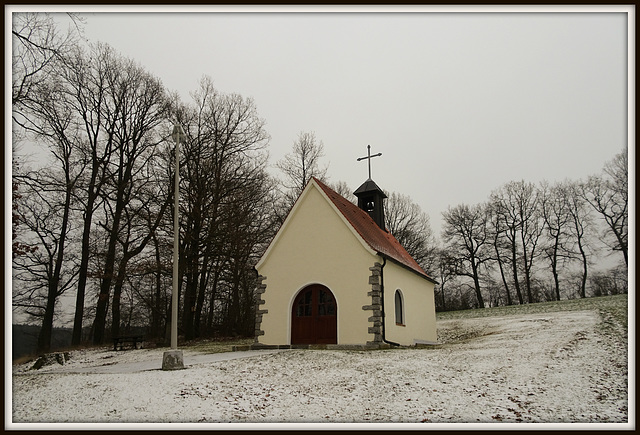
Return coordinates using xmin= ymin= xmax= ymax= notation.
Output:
xmin=437 ymin=294 xmax=628 ymax=320
xmin=436 ymin=294 xmax=629 ymax=342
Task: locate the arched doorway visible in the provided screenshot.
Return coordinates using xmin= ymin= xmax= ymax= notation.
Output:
xmin=291 ymin=284 xmax=337 ymax=344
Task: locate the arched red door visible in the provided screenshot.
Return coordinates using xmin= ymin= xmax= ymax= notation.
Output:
xmin=291 ymin=284 xmax=337 ymax=344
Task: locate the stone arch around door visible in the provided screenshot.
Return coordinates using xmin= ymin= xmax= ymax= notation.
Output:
xmin=291 ymin=284 xmax=337 ymax=345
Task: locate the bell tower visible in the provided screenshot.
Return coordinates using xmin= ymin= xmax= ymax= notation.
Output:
xmin=355 ymin=145 xmax=387 ymax=230
xmin=354 ymin=179 xmax=387 ymax=230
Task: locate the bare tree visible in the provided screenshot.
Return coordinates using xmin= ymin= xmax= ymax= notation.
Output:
xmin=11 ymin=14 xmax=88 ymax=351
xmin=385 ymin=192 xmax=438 ymax=274
xmin=11 ymin=12 xmax=77 ymax=261
xmin=59 ymin=43 xmax=122 ymax=345
xmin=11 ymin=12 xmax=81 ymax=109
xmin=442 ymin=203 xmax=493 ymax=308
xmin=433 ymin=248 xmax=458 ymax=311
xmin=176 ymin=76 xmax=270 ymax=340
xmin=329 ymin=180 xmax=355 ymax=202
xmin=120 ymin=171 xmax=175 ymax=342
xmin=216 ymin=166 xmax=278 ymax=336
xmin=105 ymin=158 xmax=174 ymax=340
xmin=539 ymin=181 xmax=573 ymax=301
xmin=14 ymin=37 xmax=173 ymax=344
xmin=490 ymin=181 xmax=545 ymax=304
xmin=565 ymin=181 xmax=594 ymax=298
xmin=582 ymin=148 xmax=628 ymax=266
xmin=275 ymin=131 xmax=328 ymax=217
xmin=486 ymin=201 xmax=515 ymax=306
xmin=12 ymin=167 xmax=81 ymax=353
xmin=90 ymin=50 xmax=170 ymax=345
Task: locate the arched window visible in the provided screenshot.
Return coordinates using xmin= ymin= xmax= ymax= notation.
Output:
xmin=394 ymin=289 xmax=405 ymax=325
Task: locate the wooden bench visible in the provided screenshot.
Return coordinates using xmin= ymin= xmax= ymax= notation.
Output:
xmin=113 ymin=335 xmax=144 ymax=351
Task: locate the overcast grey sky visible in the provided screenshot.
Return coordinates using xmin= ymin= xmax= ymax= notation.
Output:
xmin=35 ymin=6 xmax=632 ymax=234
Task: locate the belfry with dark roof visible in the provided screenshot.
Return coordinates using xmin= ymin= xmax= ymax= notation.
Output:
xmin=353 ymin=178 xmax=388 ymax=231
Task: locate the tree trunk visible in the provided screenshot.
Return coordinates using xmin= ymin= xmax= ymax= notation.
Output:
xmin=552 ymin=265 xmax=560 ymax=301
xmin=38 ymin=179 xmax=73 ymax=353
xmin=551 ymin=242 xmax=561 ymax=301
xmin=614 ymin=230 xmax=628 ymax=267
xmin=73 ymin=131 xmax=113 ymax=346
xmin=72 ymin=189 xmax=98 ymax=345
xmin=510 ymin=238 xmax=524 ymax=305
xmin=206 ymin=266 xmax=221 ymax=332
xmin=151 ymin=233 xmax=163 ymax=338
xmin=577 ymin=238 xmax=588 ymax=298
xmin=37 ymin=285 xmax=57 ymax=354
xmin=193 ymin=254 xmax=210 ymax=338
xmin=471 ymin=263 xmax=485 ymax=309
xmin=110 ymin=245 xmax=130 ymax=339
xmin=183 ymin=292 xmax=196 ymax=339
xmin=111 ymin=280 xmax=123 ymax=339
xmin=521 ymin=234 xmax=533 ymax=304
xmin=182 ymin=251 xmax=198 ymax=341
xmin=92 ymin=197 xmax=125 ymax=344
xmin=494 ymin=245 xmax=513 ymax=306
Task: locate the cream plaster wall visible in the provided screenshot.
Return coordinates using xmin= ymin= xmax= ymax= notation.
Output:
xmin=256 ymin=183 xmax=378 ymax=345
xmin=382 ymin=260 xmax=437 ymax=345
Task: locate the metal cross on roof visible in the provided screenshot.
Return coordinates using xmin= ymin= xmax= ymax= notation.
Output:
xmin=357 ymin=145 xmax=382 ymax=180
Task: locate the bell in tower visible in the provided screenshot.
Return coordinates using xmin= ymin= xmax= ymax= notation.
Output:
xmin=354 ymin=178 xmax=387 ymax=230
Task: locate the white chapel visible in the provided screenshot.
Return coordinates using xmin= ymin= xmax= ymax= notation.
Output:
xmin=253 ymin=168 xmax=438 ymax=348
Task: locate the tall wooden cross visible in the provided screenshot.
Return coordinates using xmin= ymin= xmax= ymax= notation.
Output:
xmin=357 ymin=145 xmax=382 ymax=180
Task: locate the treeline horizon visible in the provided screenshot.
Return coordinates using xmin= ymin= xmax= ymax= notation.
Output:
xmin=435 ymin=156 xmax=628 ymax=312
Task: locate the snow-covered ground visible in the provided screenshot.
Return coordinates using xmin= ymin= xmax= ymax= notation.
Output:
xmin=9 ymin=308 xmax=631 ymax=429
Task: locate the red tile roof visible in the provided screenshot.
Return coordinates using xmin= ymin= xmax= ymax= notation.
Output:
xmin=313 ymin=178 xmax=435 ymax=282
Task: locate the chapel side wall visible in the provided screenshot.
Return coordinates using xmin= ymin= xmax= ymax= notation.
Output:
xmin=256 ymin=186 xmax=376 ymax=345
xmin=383 ymin=260 xmax=437 ymax=345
